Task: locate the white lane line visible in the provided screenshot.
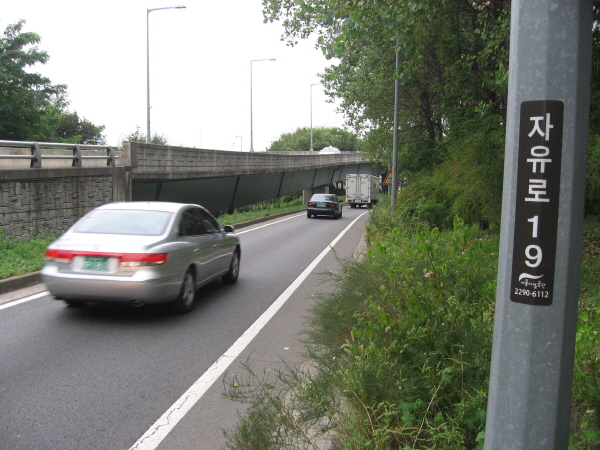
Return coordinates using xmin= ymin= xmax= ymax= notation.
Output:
xmin=130 ymin=211 xmax=368 ymax=450
xmin=0 ymin=291 xmax=48 ymax=310
xmin=235 ymin=213 xmax=304 ymax=234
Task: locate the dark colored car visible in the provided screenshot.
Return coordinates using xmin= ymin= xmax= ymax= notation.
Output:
xmin=307 ymin=194 xmax=342 ymax=219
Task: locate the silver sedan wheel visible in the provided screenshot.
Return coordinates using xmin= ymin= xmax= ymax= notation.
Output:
xmin=222 ymin=250 xmax=240 ymax=284
xmin=173 ymin=270 xmax=196 ymax=314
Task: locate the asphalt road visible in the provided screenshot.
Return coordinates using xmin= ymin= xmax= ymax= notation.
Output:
xmin=0 ymin=207 xmax=370 ymax=450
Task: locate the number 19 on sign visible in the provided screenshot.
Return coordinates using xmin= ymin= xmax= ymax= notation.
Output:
xmin=510 ymin=100 xmax=563 ymax=306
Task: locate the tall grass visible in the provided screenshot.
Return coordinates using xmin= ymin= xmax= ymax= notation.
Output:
xmin=570 ymin=219 xmax=600 ymax=447
xmin=222 ymin=197 xmax=600 ymax=449
xmin=218 ymin=196 xmax=304 ymax=226
xmin=0 ymin=230 xmax=58 ymax=279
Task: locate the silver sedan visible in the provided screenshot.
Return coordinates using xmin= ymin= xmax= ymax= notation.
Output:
xmin=41 ymin=202 xmax=241 ymax=313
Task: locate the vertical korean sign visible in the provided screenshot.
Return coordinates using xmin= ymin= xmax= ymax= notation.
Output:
xmin=511 ymin=100 xmax=563 ymax=306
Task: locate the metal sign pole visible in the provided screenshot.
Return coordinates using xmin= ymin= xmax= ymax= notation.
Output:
xmin=485 ymin=2 xmax=592 ymax=449
xmin=391 ymin=39 xmax=400 ymax=215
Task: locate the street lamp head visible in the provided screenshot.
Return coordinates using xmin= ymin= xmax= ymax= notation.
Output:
xmin=148 ymin=5 xmax=186 ymax=13
xmin=147 ymin=4 xmax=187 ymax=143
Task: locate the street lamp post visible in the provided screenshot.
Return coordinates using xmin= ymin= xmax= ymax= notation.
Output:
xmin=235 ymin=135 xmax=243 ymax=152
xmin=147 ymin=5 xmax=186 ymax=144
xmin=310 ymin=83 xmax=321 ymax=151
xmin=250 ymin=58 xmax=276 ymax=152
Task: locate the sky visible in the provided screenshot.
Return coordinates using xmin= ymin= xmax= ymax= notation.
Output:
xmin=2 ymin=0 xmax=346 ymax=151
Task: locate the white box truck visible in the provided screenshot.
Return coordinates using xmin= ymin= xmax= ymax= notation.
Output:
xmin=345 ymin=174 xmax=380 ymax=208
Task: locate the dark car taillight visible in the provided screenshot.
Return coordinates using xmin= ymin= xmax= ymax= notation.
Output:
xmin=330 ymin=203 xmax=337 ymax=208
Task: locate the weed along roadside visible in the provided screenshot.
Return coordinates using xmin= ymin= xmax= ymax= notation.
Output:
xmin=221 ymin=196 xmax=600 ymax=449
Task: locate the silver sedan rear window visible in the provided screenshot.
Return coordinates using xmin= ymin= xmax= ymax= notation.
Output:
xmin=73 ymin=210 xmax=173 ymax=235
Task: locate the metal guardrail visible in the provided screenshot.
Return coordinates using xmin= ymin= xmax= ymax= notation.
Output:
xmin=0 ymin=140 xmax=117 ymax=168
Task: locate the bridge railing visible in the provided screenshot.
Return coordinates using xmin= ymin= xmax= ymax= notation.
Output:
xmin=0 ymin=140 xmax=117 ymax=168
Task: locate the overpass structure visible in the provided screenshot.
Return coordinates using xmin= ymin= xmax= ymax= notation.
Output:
xmin=125 ymin=142 xmax=383 ymax=213
xmin=0 ymin=141 xmax=383 ymax=239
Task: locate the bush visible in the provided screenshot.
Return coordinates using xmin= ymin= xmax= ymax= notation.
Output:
xmin=395 ymin=118 xmax=505 ymax=230
xmin=416 ymin=202 xmax=450 ymax=229
xmin=570 ymin=219 xmax=600 ymax=448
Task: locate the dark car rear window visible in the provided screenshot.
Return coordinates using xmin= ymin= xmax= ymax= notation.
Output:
xmin=311 ymin=194 xmax=336 ymax=202
xmin=74 ymin=210 xmax=173 ymax=235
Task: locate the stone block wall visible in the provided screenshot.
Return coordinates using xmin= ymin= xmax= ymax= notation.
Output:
xmin=0 ymin=167 xmax=130 ymax=239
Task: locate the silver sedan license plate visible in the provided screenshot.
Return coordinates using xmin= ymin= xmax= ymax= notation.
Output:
xmin=82 ymin=256 xmax=109 ymax=271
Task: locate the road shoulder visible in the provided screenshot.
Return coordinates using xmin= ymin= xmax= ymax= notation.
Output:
xmin=152 ymin=212 xmax=369 ymax=450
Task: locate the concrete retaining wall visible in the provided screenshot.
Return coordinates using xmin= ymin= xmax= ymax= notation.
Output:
xmin=0 ymin=167 xmax=131 ymax=239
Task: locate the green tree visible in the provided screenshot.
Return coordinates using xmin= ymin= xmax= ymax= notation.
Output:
xmin=123 ymin=126 xmax=168 ymax=145
xmin=586 ymin=134 xmax=600 ymax=220
xmin=0 ymin=20 xmax=107 ymax=144
xmin=263 ymin=0 xmax=510 ymax=168
xmin=44 ymin=110 xmax=106 ymax=144
xmin=587 ymin=5 xmax=600 ymax=219
xmin=591 ymin=3 xmax=600 ymax=135
xmin=0 ymin=20 xmax=66 ymax=140
xmin=267 ymin=126 xmax=359 ymax=151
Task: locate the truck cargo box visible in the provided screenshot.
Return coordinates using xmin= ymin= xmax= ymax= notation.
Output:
xmin=345 ymin=174 xmax=380 ymax=208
